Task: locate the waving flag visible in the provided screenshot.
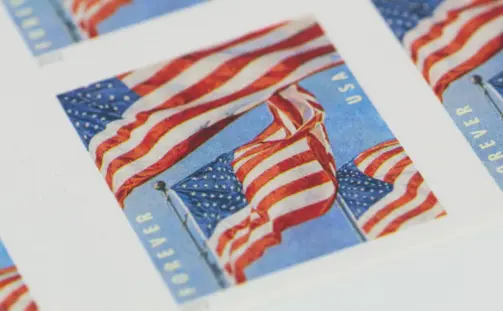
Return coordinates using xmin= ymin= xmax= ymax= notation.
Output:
xmin=58 ymin=17 xmax=342 ymax=206
xmin=169 ymin=84 xmax=337 ymax=283
xmin=373 ymin=0 xmax=503 ymax=97
xmin=63 ymin=0 xmax=132 ymax=38
xmin=0 ymin=266 xmax=37 ymax=311
xmin=337 ymin=139 xmax=445 ymax=240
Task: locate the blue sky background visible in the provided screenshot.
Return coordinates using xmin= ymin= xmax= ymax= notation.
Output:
xmin=124 ymin=62 xmax=397 ymax=303
xmin=442 ymin=51 xmax=503 ymax=188
xmin=0 ymin=241 xmax=15 ymax=269
xmin=2 ymin=0 xmax=204 ymax=56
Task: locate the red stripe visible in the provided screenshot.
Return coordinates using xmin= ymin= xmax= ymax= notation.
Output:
xmin=362 ymin=172 xmax=424 ymax=233
xmin=0 ymin=284 xmax=27 ymax=310
xmin=354 ymin=139 xmax=398 ymax=166
xmin=383 ymin=156 xmax=413 ymax=184
xmin=377 ymin=193 xmax=439 ymax=237
xmin=227 ymin=172 xmax=332 ymax=255
xmin=363 ymin=146 xmax=404 ymax=177
xmin=130 ymin=22 xmax=288 ymax=96
xmin=25 ymin=302 xmax=38 ymax=311
xmin=95 ymin=24 xmax=327 ymax=169
xmin=244 ymin=151 xmax=316 ymax=200
xmin=436 ymin=210 xmax=448 ymax=218
xmin=422 ymin=5 xmax=503 ymax=83
xmin=0 ymin=275 xmax=21 ymax=289
xmin=115 ymin=115 xmax=239 ymax=206
xmin=0 ymin=267 xmax=17 ymax=276
xmin=434 ymin=35 xmax=503 ymax=96
xmin=230 ymin=198 xmax=334 ymax=283
xmin=409 ymin=0 xmax=493 ymax=63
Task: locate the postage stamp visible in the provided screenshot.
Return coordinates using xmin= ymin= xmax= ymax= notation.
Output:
xmin=1 ymin=0 xmax=204 ymax=57
xmin=56 ymin=16 xmax=447 ymax=304
xmin=372 ymin=0 xmax=503 ymax=190
xmin=0 ymin=240 xmax=37 ymax=311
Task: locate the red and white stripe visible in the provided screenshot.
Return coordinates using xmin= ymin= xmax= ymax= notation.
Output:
xmin=88 ymin=17 xmax=342 ymax=206
xmin=403 ymin=0 xmax=503 ymax=97
xmin=63 ymin=0 xmax=132 ymax=38
xmin=0 ymin=267 xmax=37 ymax=311
xmin=207 ymin=84 xmax=337 ymax=283
xmin=352 ymin=140 xmax=445 ymax=239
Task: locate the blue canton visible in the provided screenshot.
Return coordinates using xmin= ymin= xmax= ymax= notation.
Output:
xmin=57 ymin=77 xmax=140 ymax=149
xmin=372 ymin=0 xmax=444 ymax=41
xmin=171 ymin=152 xmax=249 ymax=239
xmin=337 ymin=161 xmax=393 ymax=220
xmin=488 ymin=70 xmax=503 ymax=99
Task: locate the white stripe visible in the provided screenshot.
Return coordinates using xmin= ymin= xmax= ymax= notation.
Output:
xmin=366 ymin=181 xmax=432 ymax=239
xmin=371 ymin=150 xmax=407 ymax=180
xmin=121 ymin=61 xmax=172 ymax=89
xmin=6 ymin=290 xmax=32 ymax=311
xmin=218 ymin=161 xmax=324 ymax=263
xmin=99 ymin=36 xmax=330 ymax=179
xmin=88 ymin=18 xmax=317 ymax=159
xmin=0 ymin=271 xmax=18 ymax=284
xmin=226 ymin=182 xmax=334 ymax=267
xmin=274 ymin=107 xmax=298 ymax=134
xmin=356 ymin=163 xmax=415 ymax=227
xmin=355 ymin=144 xmax=400 ymax=172
xmin=240 ymin=139 xmax=309 ymax=190
xmin=403 ymin=0 xmax=474 ymax=53
xmin=111 ymin=53 xmax=337 ymax=192
xmin=414 ymin=2 xmax=500 ymax=73
xmin=0 ymin=279 xmax=24 ymax=306
xmin=428 ymin=14 xmax=503 ymax=87
xmin=397 ymin=202 xmax=444 ymax=230
xmin=279 ymin=85 xmax=316 ymax=123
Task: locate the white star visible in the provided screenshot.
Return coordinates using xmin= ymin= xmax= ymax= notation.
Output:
xmin=109 ymin=95 xmax=115 ymax=101
xmin=96 ymin=83 xmax=101 ymax=88
xmin=75 ymin=122 xmax=80 ymax=127
xmin=107 ymin=83 xmax=113 ymax=88
xmin=96 ymin=94 xmax=102 ymax=99
xmin=124 ymin=95 xmax=130 ymax=101
xmin=202 ymin=193 xmax=207 ymax=197
xmin=67 ymin=109 xmax=72 ymax=113
xmin=193 ymin=184 xmax=198 ymax=188
xmin=210 ymin=194 xmax=215 ymax=198
xmin=204 ymin=184 xmax=208 ymax=188
xmin=85 ymin=122 xmax=90 ymax=128
xmin=191 ymin=192 xmax=196 ymax=196
xmin=94 ymin=125 xmax=99 ymax=130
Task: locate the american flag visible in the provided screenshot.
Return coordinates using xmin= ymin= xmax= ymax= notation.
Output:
xmin=63 ymin=0 xmax=132 ymax=38
xmin=337 ymin=139 xmax=446 ymax=240
xmin=58 ymin=17 xmax=342 ymax=206
xmin=169 ymin=84 xmax=337 ymax=283
xmin=373 ymin=0 xmax=503 ymax=97
xmin=0 ymin=266 xmax=37 ymax=311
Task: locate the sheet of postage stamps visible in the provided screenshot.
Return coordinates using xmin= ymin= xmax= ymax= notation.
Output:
xmin=0 ymin=240 xmax=37 ymax=311
xmin=372 ymin=0 xmax=503 ymax=191
xmin=54 ymin=16 xmax=447 ymax=305
xmin=1 ymin=0 xmax=205 ymax=57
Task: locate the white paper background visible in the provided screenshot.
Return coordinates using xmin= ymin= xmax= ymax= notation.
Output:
xmin=0 ymin=0 xmax=503 ymax=310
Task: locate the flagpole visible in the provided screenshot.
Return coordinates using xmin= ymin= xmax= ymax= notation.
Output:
xmin=153 ymin=181 xmax=227 ymax=289
xmin=336 ymin=195 xmax=367 ymax=242
xmin=47 ymin=0 xmax=81 ymax=42
xmin=471 ymin=74 xmax=502 ymax=119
